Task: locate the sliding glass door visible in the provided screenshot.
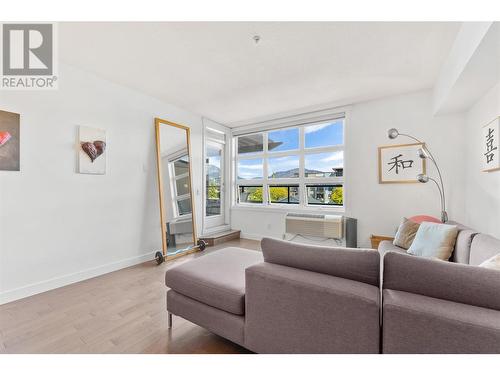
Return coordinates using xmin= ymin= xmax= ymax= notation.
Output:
xmin=204 ymin=140 xmax=225 ymax=230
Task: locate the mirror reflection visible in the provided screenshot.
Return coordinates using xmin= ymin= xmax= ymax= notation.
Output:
xmin=156 ymin=119 xmax=196 ymax=257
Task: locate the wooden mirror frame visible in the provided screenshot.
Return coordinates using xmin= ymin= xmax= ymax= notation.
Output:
xmin=155 ymin=118 xmax=199 ymax=260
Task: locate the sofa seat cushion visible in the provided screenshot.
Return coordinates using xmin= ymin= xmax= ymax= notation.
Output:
xmin=383 ymin=289 xmax=500 ymax=353
xmin=165 ymin=247 xmax=263 ymax=315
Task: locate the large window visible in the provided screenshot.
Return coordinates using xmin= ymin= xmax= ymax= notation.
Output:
xmin=235 ymin=118 xmax=345 ymax=208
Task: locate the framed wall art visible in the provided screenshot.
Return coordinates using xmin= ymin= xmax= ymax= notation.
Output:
xmin=482 ymin=116 xmax=499 ymax=172
xmin=0 ymin=110 xmax=20 ymax=171
xmin=78 ymin=125 xmax=107 ymax=174
xmin=378 ymin=143 xmax=426 ymax=183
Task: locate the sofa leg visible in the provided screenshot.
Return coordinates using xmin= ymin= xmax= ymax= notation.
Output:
xmin=168 ymin=312 xmax=173 ymax=329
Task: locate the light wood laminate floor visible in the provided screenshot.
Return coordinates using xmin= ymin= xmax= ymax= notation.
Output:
xmin=0 ymin=239 xmax=260 ymax=354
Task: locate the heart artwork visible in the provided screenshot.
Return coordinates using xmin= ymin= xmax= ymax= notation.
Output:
xmin=0 ymin=131 xmax=12 ymax=147
xmin=81 ymin=140 xmax=106 ymax=162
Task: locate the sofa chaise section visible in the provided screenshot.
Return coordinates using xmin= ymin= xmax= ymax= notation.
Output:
xmin=165 ymin=247 xmax=263 ymax=347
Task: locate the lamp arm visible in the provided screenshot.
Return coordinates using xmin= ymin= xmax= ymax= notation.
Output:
xmin=428 ymin=176 xmax=445 ymax=214
xmin=399 ymin=133 xmax=446 ymax=213
xmin=425 ymin=151 xmax=446 ymax=212
xmin=398 ymin=133 xmax=424 ymax=144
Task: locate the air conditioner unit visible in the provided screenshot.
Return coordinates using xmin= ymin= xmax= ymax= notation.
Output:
xmin=285 ymin=213 xmax=343 ymax=239
xmin=285 ymin=214 xmax=358 ymax=247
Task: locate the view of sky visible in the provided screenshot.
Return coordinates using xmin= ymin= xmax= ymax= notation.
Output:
xmin=238 ymin=158 xmax=264 ymax=179
xmin=268 ymin=128 xmax=299 ymax=152
xmin=305 ymin=120 xmax=343 ymax=148
xmin=268 ymin=155 xmax=299 ymax=177
xmin=305 ymin=151 xmax=343 ymax=172
xmin=237 ymin=121 xmax=344 ymax=180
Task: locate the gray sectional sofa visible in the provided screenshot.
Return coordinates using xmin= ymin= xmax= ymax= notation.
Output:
xmin=165 ymin=222 xmax=500 ymax=353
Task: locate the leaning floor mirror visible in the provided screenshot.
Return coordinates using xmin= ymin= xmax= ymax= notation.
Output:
xmin=154 ymin=118 xmax=204 ymax=264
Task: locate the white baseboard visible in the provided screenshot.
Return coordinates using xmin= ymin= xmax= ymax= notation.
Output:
xmin=0 ymin=252 xmax=155 ymax=305
xmin=239 ymin=232 xmax=264 ymax=241
xmin=201 ymin=224 xmax=231 ymax=236
xmin=240 ymin=232 xmax=285 ymax=241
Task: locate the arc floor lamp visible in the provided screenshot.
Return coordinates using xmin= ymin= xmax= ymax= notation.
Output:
xmin=387 ymin=128 xmax=448 ymax=223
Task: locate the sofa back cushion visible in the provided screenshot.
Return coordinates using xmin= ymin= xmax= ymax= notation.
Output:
xmin=446 ymin=221 xmax=477 ymax=264
xmin=261 ymin=237 xmax=380 ymax=286
xmin=469 ymin=234 xmax=500 ymax=266
xmin=383 ymin=251 xmax=500 ymax=311
xmin=479 ymin=254 xmax=500 ymax=271
xmin=450 ymin=229 xmax=477 ymax=264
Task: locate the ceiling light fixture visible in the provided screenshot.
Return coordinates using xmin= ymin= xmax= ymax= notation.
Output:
xmin=253 ymin=35 xmax=261 ymax=44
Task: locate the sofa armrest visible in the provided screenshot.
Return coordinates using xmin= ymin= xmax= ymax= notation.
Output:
xmin=383 ymin=251 xmax=500 ymax=311
xmin=261 ymin=237 xmax=380 ymax=286
xmin=244 ymin=262 xmax=380 ymax=353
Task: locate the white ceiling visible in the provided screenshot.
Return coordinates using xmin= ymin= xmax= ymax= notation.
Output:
xmin=59 ymin=22 xmax=460 ymax=126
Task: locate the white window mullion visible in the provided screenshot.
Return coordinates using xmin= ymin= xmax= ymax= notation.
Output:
xmin=298 ymin=126 xmax=305 ymax=207
xmin=263 ymin=132 xmax=269 ymax=205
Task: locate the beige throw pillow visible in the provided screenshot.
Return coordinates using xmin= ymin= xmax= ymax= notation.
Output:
xmin=479 ymin=254 xmax=500 ymax=271
xmin=393 ymin=218 xmax=420 ymax=249
xmin=407 ymin=222 xmax=458 ymax=260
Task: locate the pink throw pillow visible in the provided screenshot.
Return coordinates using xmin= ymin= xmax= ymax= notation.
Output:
xmin=408 ymin=215 xmax=442 ymax=224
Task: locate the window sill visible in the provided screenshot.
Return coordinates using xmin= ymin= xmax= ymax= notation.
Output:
xmin=231 ymin=204 xmax=345 ymax=214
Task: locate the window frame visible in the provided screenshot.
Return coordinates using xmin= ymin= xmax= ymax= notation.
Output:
xmin=305 ymin=184 xmax=344 ymax=206
xmin=268 ymin=184 xmax=300 ymax=205
xmin=234 ymin=117 xmax=345 ymax=210
xmin=169 ymin=154 xmax=193 ymax=218
xmin=238 ymin=185 xmax=264 ymax=204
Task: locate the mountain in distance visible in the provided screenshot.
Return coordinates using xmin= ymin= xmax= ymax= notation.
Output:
xmin=271 ymin=168 xmax=343 ymax=178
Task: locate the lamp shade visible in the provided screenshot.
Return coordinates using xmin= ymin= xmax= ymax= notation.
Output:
xmin=417 ymin=173 xmax=429 ymax=183
xmin=387 ymin=128 xmax=399 ymax=139
xmin=417 ymin=147 xmax=430 ymax=159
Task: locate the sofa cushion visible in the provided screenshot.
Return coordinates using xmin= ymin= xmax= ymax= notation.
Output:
xmin=165 ymin=247 xmax=263 ymax=315
xmin=407 ymin=222 xmax=458 ymax=260
xmin=446 ymin=221 xmax=477 ymax=264
xmin=383 ymin=289 xmax=500 ymax=353
xmin=479 ymin=254 xmax=500 ymax=271
xmin=393 ymin=218 xmax=420 ymax=249
xmin=261 ymin=237 xmax=380 ymax=286
xmin=378 ymin=240 xmax=407 ymax=258
xmin=167 ymin=290 xmax=246 ymax=347
xmin=469 ymin=234 xmax=500 ymax=266
xmin=450 ymin=229 xmax=477 ymax=264
xmin=383 ymin=251 xmax=500 ymax=311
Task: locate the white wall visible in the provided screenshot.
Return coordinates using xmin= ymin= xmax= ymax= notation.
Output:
xmin=433 ymin=22 xmax=493 ymax=114
xmin=463 ymin=82 xmax=500 ymax=237
xmin=0 ymin=63 xmax=204 ymax=304
xmin=231 ymin=90 xmax=466 ymax=247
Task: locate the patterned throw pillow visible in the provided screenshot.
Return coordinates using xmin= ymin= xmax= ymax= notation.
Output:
xmin=479 ymin=254 xmax=500 ymax=271
xmin=393 ymin=218 xmax=420 ymax=250
xmin=407 ymin=222 xmax=458 ymax=261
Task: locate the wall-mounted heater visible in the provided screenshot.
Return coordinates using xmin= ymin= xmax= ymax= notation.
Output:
xmin=285 ymin=213 xmax=357 ymax=248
